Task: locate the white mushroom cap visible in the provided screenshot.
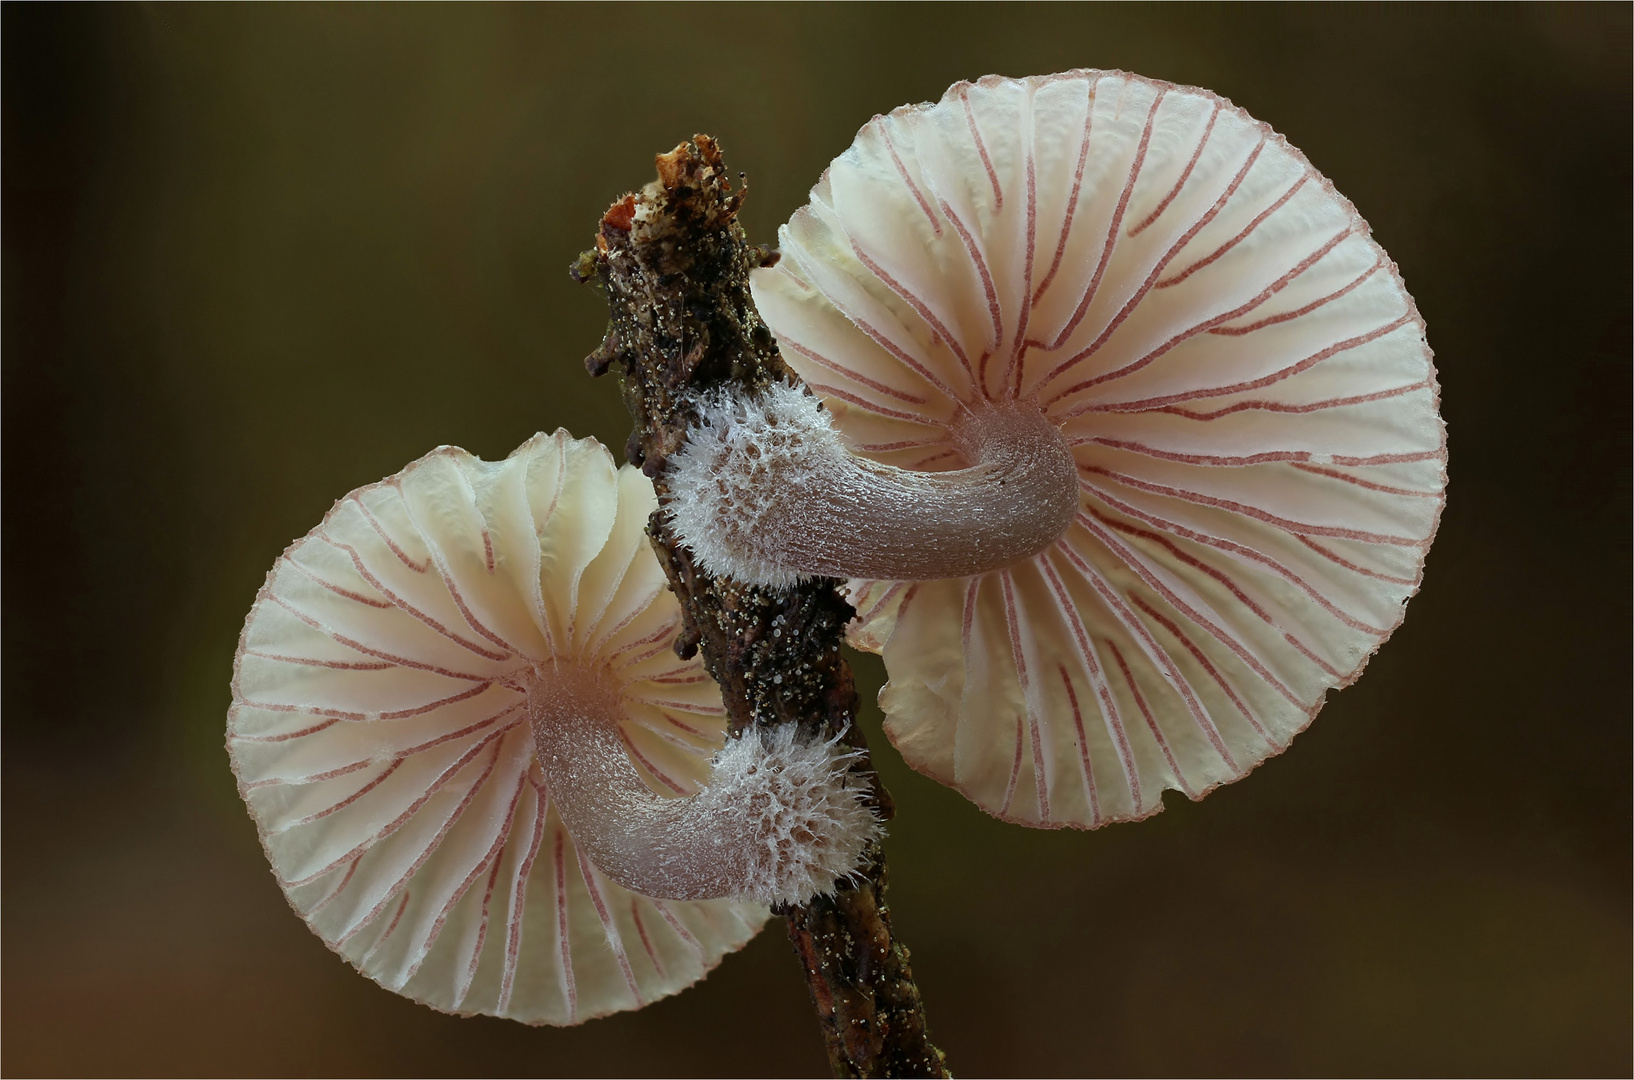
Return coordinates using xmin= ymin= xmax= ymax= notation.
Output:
xmin=229 ymin=432 xmax=767 ymax=1024
xmin=750 ymin=71 xmax=1446 ymax=828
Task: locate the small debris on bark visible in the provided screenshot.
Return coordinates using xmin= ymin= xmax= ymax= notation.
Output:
xmin=575 ymin=136 xmax=948 ymax=1079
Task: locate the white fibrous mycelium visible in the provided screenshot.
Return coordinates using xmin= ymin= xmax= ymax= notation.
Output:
xmin=229 ymin=432 xmax=878 ymax=1025
xmin=671 ymin=71 xmax=1447 ymax=831
xmin=669 ymin=380 xmax=1079 ymax=587
xmin=531 ymin=674 xmax=877 ymax=907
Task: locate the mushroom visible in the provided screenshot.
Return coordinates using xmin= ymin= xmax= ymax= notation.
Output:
xmin=668 ymin=71 xmax=1445 ymax=828
xmin=229 ymin=431 xmax=879 ymax=1024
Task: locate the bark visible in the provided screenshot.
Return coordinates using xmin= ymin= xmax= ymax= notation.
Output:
xmin=574 ymin=136 xmax=949 ymax=1079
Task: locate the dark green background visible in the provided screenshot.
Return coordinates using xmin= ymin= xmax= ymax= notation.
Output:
xmin=4 ymin=4 xmax=1629 ymax=1076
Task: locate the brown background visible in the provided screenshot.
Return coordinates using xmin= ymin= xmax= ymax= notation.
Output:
xmin=4 ymin=4 xmax=1629 ymax=1076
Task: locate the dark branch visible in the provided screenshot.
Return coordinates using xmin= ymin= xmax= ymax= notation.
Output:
xmin=574 ymin=135 xmax=949 ymax=1079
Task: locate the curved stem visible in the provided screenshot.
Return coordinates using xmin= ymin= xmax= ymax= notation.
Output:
xmin=669 ymin=383 xmax=1080 ymax=587
xmin=527 ymin=664 xmax=876 ymax=907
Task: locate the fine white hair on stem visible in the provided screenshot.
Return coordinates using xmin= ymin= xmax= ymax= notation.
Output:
xmin=666 ymin=380 xmax=1080 ymax=588
xmin=530 ymin=667 xmax=882 ymax=908
xmin=700 ymin=725 xmax=881 ymax=906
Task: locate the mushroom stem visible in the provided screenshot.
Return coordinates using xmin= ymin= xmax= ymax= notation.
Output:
xmin=527 ymin=664 xmax=878 ymax=907
xmin=667 ymin=382 xmax=1079 ymax=588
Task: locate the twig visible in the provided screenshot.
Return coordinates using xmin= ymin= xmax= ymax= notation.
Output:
xmin=573 ymin=136 xmax=950 ymax=1079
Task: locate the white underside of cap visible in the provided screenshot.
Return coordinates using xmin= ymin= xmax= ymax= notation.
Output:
xmin=755 ymin=70 xmax=1446 ymax=829
xmin=229 ymin=432 xmax=768 ymax=1025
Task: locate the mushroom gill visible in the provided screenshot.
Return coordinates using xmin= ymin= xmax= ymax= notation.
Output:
xmin=691 ymin=70 xmax=1445 ymax=829
xmin=228 ymin=432 xmax=875 ymax=1025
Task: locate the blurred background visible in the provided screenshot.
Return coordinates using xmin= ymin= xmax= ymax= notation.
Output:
xmin=4 ymin=4 xmax=1628 ymax=1076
